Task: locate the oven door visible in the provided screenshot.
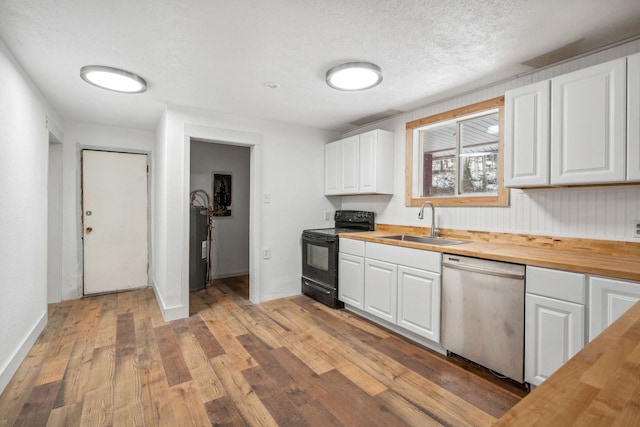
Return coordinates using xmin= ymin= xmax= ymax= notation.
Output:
xmin=301 ymin=232 xmax=337 ymax=287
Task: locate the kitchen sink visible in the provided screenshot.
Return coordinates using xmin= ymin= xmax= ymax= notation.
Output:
xmin=380 ymin=234 xmax=470 ymax=246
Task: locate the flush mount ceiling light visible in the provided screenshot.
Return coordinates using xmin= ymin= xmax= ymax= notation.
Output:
xmin=326 ymin=62 xmax=382 ymax=91
xmin=80 ymin=65 xmax=147 ymax=93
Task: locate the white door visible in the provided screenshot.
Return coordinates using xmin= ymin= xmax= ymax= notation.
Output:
xmin=550 ymin=57 xmax=626 ymax=185
xmin=82 ymin=150 xmax=148 ymax=295
xmin=364 ymin=258 xmax=397 ymax=323
xmin=324 ymin=140 xmax=340 ymax=195
xmin=397 ymin=266 xmax=441 ymax=342
xmin=504 ymin=80 xmax=551 ymax=187
xmin=358 ymin=130 xmax=377 ymax=193
xmin=589 ymin=276 xmax=640 ymax=340
xmin=628 ymin=52 xmax=640 ymax=181
xmin=338 ymin=253 xmax=365 ymax=309
xmin=525 ymin=293 xmax=584 ymax=386
xmin=340 ymin=135 xmax=359 ymax=194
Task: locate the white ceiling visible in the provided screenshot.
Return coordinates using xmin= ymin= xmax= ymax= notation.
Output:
xmin=1 ymin=0 xmax=640 ymax=133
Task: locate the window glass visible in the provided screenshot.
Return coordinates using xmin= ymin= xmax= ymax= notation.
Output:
xmin=417 ymin=110 xmax=499 ymax=197
xmin=459 ymin=112 xmax=499 ymax=195
xmin=405 ymin=96 xmax=508 ymax=207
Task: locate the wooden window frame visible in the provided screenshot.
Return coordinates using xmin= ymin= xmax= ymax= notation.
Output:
xmin=405 ymin=96 xmax=509 ymax=207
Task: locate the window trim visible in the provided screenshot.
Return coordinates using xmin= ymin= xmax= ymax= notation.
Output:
xmin=405 ymin=96 xmax=509 ymax=207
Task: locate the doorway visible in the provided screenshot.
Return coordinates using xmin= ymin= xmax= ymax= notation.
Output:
xmin=82 ymin=150 xmax=149 ymax=295
xmin=47 ymin=138 xmax=63 ymax=303
xmin=189 ymin=140 xmax=250 ymax=300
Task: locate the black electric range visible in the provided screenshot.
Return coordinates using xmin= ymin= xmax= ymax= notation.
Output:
xmin=301 ymin=210 xmax=375 ymax=308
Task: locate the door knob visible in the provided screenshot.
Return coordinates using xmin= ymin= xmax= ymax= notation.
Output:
xmin=86 ymin=227 xmax=93 ymax=234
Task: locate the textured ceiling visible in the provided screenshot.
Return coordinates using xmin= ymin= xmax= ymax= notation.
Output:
xmin=1 ymin=0 xmax=640 ymax=132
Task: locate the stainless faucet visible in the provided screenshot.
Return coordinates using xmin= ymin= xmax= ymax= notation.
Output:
xmin=418 ymin=201 xmax=440 ymax=237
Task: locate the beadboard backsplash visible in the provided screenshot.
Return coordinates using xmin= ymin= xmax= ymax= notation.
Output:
xmin=342 ymin=186 xmax=640 ymax=242
xmin=340 ymin=39 xmax=640 ymax=242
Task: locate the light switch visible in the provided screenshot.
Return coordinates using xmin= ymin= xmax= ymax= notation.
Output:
xmin=263 ymin=193 xmax=271 ymax=203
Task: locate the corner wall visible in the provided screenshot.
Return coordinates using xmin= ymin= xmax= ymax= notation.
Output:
xmin=0 ymin=40 xmax=61 ymax=394
xmin=152 ymin=106 xmax=339 ymax=321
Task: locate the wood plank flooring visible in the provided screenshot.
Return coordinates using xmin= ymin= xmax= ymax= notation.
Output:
xmin=0 ymin=276 xmax=526 ymax=426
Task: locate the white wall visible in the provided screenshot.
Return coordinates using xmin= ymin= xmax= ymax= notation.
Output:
xmin=0 ymin=40 xmax=62 ymax=394
xmin=342 ymin=39 xmax=640 ymax=242
xmin=152 ymin=106 xmax=339 ymax=320
xmin=59 ymin=122 xmax=155 ymax=300
xmin=190 ymin=141 xmax=250 ymax=278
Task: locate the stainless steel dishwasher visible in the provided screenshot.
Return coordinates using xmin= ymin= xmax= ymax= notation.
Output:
xmin=441 ymin=254 xmax=525 ymax=383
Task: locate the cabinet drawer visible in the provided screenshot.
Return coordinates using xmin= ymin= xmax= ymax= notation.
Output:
xmin=366 ymin=242 xmax=441 ymax=272
xmin=340 ymin=238 xmax=365 ymax=257
xmin=526 ymin=266 xmax=586 ymax=304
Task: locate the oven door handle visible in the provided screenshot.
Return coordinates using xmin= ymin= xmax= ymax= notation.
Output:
xmin=303 ymin=280 xmax=331 ymax=295
xmin=302 ymin=234 xmax=336 ymax=244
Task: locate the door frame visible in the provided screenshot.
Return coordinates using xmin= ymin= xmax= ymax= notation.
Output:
xmin=79 ymin=147 xmax=152 ymax=295
xmin=182 ymin=125 xmax=262 ymax=308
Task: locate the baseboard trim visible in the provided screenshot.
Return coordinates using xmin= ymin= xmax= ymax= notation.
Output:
xmin=150 ymin=279 xmax=187 ymax=322
xmin=0 ymin=310 xmax=47 ymax=395
xmin=212 ymin=271 xmax=249 ymax=279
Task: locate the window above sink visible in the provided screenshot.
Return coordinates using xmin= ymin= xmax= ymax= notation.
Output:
xmin=405 ymin=97 xmax=510 ymax=207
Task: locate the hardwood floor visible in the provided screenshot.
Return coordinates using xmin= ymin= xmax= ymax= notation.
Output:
xmin=0 ymin=276 xmax=525 ymax=426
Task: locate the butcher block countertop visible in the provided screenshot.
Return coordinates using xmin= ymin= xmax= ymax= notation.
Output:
xmin=494 ymin=300 xmax=640 ymax=426
xmin=340 ymin=225 xmax=640 ymax=282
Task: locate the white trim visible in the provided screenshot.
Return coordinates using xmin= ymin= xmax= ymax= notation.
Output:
xmin=151 ymin=278 xmax=187 ymax=321
xmin=0 ymin=311 xmax=47 ymax=394
xmin=212 ymin=271 xmax=250 ymax=279
xmin=182 ymin=125 xmax=263 ymax=312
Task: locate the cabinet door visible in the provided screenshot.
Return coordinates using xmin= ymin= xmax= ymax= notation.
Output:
xmin=629 ymin=52 xmax=640 ymax=181
xmin=550 ymin=58 xmax=626 ymax=185
xmin=340 ymin=135 xmax=359 ymax=193
xmin=338 ymin=253 xmax=365 ymax=309
xmin=359 ymin=130 xmax=378 ymax=193
xmin=397 ymin=266 xmax=441 ymax=342
xmin=324 ymin=141 xmax=341 ymax=195
xmin=504 ymin=81 xmax=550 ymax=187
xmin=589 ymin=276 xmax=640 ymax=340
xmin=364 ymin=258 xmax=397 ymax=323
xmin=525 ymin=294 xmax=584 ymax=386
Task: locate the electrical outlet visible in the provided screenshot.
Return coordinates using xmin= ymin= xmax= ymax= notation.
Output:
xmin=263 ymin=248 xmax=271 ymax=259
xmin=634 ymin=220 xmax=640 ymax=238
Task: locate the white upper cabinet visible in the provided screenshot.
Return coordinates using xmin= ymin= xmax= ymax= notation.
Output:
xmin=324 ymin=129 xmax=394 ymax=195
xmin=551 ymin=58 xmax=627 ymax=185
xmin=359 ymin=130 xmax=394 ymax=194
xmin=324 ymin=140 xmax=340 ymax=195
xmin=504 ymin=80 xmax=551 ymax=187
xmin=340 ymin=135 xmax=360 ymax=193
xmin=628 ymin=52 xmax=640 ymax=181
xmin=504 ymin=56 xmax=637 ymax=187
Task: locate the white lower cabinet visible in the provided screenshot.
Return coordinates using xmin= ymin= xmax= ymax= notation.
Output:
xmin=338 ymin=239 xmax=366 ymax=309
xmin=525 ymin=293 xmax=584 ymax=386
xmin=397 ymin=265 xmax=441 ymax=342
xmin=589 ymin=276 xmax=640 ymax=341
xmin=363 ymin=242 xmax=442 ymax=342
xmin=338 ymin=253 xmax=365 ymax=309
xmin=525 ymin=266 xmax=586 ymax=386
xmin=364 ymin=259 xmax=397 ymax=323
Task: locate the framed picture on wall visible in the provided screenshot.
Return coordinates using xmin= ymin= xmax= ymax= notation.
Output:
xmin=212 ymin=172 xmax=232 ymax=217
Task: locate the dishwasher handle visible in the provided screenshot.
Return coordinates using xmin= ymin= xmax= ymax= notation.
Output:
xmin=442 ymin=261 xmax=525 ymax=280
